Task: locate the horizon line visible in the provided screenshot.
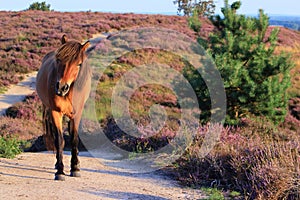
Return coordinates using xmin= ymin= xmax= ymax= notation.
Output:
xmin=0 ymin=9 xmax=299 ymax=17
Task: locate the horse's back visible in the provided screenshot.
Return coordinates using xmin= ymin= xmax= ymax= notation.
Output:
xmin=36 ymin=51 xmax=56 ymax=107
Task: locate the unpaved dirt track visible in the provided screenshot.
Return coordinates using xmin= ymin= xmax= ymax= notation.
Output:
xmin=0 ymin=152 xmax=205 ymax=200
xmin=0 ymin=72 xmax=37 ymax=115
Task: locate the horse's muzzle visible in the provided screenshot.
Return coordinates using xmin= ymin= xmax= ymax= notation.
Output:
xmin=56 ymin=82 xmax=70 ymax=97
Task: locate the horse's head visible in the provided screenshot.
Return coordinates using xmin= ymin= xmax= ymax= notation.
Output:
xmin=55 ymin=35 xmax=90 ymax=97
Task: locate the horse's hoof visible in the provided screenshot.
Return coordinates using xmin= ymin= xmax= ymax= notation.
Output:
xmin=54 ymin=174 xmax=65 ymax=181
xmin=70 ymin=171 xmax=81 ymax=177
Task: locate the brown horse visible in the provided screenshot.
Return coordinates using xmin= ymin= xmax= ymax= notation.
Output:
xmin=36 ymin=35 xmax=91 ymax=181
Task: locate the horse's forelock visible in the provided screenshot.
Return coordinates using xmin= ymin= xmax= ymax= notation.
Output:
xmin=55 ymin=41 xmax=84 ymax=65
xmin=54 ymin=41 xmax=91 ymax=90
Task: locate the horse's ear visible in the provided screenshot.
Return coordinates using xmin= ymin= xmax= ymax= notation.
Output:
xmin=81 ymin=41 xmax=90 ymax=52
xmin=61 ymin=35 xmax=68 ymax=44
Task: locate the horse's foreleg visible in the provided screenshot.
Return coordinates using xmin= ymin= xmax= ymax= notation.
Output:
xmin=69 ymin=117 xmax=81 ymax=177
xmin=51 ymin=110 xmax=65 ymax=181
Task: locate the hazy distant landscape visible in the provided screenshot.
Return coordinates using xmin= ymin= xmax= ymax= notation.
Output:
xmin=155 ymin=11 xmax=300 ymax=31
xmin=159 ymin=12 xmax=300 ymax=31
xmin=269 ymin=15 xmax=300 ymax=30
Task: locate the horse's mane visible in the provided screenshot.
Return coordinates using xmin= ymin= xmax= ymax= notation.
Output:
xmin=55 ymin=41 xmax=84 ymax=64
xmin=75 ymin=59 xmax=91 ymax=91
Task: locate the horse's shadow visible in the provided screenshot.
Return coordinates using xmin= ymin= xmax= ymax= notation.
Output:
xmin=0 ymin=159 xmax=54 ymax=180
xmin=79 ymin=189 xmax=169 ymax=200
xmin=0 ymin=171 xmax=50 ymax=181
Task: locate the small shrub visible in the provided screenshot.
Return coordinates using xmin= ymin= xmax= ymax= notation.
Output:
xmin=173 ymin=119 xmax=300 ymax=199
xmin=0 ymin=136 xmax=22 ymax=159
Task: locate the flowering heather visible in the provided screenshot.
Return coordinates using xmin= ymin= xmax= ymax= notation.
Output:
xmin=0 ymin=10 xmax=199 ymax=87
xmin=1 ymin=92 xmax=43 ymax=141
xmin=102 ymin=117 xmax=175 ymax=153
xmin=1 ymin=10 xmax=298 ymax=87
xmin=173 ymin=118 xmax=300 ymax=199
xmin=0 ymin=116 xmax=42 ymax=141
xmin=6 ymin=92 xmax=42 ymax=121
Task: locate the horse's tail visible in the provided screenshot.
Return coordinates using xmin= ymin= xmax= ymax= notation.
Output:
xmin=42 ymin=105 xmax=56 ymax=151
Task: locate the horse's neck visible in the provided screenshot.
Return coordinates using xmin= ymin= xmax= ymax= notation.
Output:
xmin=74 ymin=62 xmax=91 ymax=91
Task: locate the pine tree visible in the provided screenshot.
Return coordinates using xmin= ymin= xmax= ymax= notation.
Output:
xmin=198 ymin=0 xmax=293 ymax=124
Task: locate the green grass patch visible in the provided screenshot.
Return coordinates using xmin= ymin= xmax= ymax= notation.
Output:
xmin=201 ymin=187 xmax=225 ymax=200
xmin=0 ymin=86 xmax=8 ymax=94
xmin=0 ymin=136 xmax=22 ymax=159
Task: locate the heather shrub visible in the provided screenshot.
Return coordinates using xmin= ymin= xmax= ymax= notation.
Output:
xmin=0 ymin=9 xmax=297 ymax=89
xmin=289 ymin=97 xmax=300 ymax=120
xmin=1 ymin=93 xmax=43 ymax=141
xmin=0 ymin=10 xmax=197 ymax=88
xmin=173 ymin=118 xmax=300 ymax=199
xmin=0 ymin=116 xmax=42 ymax=141
xmin=102 ymin=117 xmax=176 ymax=153
xmin=232 ymin=142 xmax=300 ymax=199
xmin=6 ymin=92 xmax=43 ymax=121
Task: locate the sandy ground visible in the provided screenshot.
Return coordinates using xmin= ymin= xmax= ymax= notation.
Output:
xmin=0 ymin=72 xmax=37 ymax=115
xmin=0 ymin=151 xmax=206 ymax=200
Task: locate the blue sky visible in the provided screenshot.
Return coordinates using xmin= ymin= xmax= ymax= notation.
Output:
xmin=0 ymin=0 xmax=299 ymax=16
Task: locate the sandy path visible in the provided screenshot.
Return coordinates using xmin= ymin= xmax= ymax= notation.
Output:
xmin=0 ymin=152 xmax=205 ymax=200
xmin=0 ymin=72 xmax=37 ymax=115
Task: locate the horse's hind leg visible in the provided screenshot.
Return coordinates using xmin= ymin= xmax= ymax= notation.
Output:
xmin=51 ymin=110 xmax=65 ymax=181
xmin=69 ymin=116 xmax=82 ymax=177
xmin=43 ymin=106 xmax=55 ymax=151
